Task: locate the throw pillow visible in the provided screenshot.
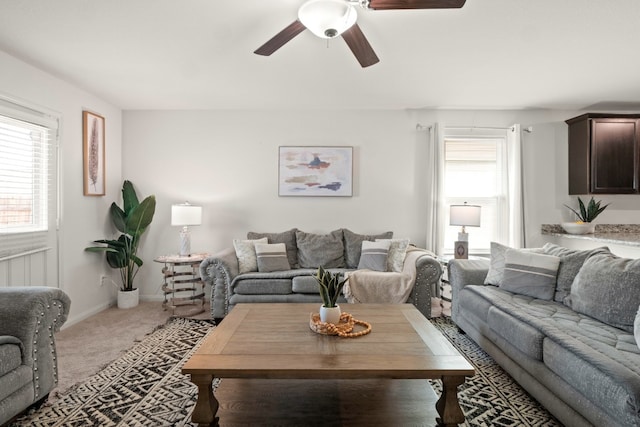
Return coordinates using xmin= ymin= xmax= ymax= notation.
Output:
xmin=343 ymin=229 xmax=394 ymax=269
xmin=233 ymin=237 xmax=268 ymax=274
xmin=296 ymin=229 xmax=345 ymax=269
xmin=247 ymin=228 xmax=299 ymax=268
xmin=635 ymin=306 xmax=640 ymax=350
xmin=357 ymin=240 xmax=391 ymax=271
xmin=484 ymin=242 xmax=544 ymax=286
xmin=501 ymin=249 xmax=561 ymax=300
xmin=255 ymin=243 xmax=291 ymax=273
xmin=568 ymin=253 xmax=640 ymax=332
xmin=376 ymin=238 xmax=410 ymax=272
xmin=541 ymin=243 xmax=611 ymax=303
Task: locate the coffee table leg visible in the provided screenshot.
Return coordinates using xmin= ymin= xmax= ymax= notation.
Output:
xmin=190 ymin=374 xmax=219 ymax=427
xmin=436 ymin=375 xmax=465 ymax=426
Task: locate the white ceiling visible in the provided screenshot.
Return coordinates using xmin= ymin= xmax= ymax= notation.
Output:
xmin=1 ymin=0 xmax=639 ymax=111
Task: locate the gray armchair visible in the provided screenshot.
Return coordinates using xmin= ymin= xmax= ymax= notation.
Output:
xmin=0 ymin=286 xmax=70 ymax=425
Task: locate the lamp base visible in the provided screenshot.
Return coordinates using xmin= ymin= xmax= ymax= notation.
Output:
xmin=454 ymin=241 xmax=468 ymax=259
xmin=457 ymin=231 xmax=469 ymax=242
xmin=179 ymin=228 xmax=191 ymax=257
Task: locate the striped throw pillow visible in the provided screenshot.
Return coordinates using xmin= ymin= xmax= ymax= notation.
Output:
xmin=502 ymin=249 xmax=560 ymax=300
xmin=255 ymin=243 xmax=291 ymax=273
xmin=357 ymin=240 xmax=391 ymax=272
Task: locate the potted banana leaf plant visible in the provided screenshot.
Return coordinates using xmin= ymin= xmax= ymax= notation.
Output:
xmin=85 ymin=180 xmax=156 ymax=308
xmin=314 ymin=266 xmax=348 ymax=324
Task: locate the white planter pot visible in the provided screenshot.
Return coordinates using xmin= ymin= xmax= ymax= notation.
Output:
xmin=561 ymin=222 xmax=596 ymax=235
xmin=319 ymin=304 xmax=341 ymax=324
xmin=117 ymin=288 xmax=139 ymax=309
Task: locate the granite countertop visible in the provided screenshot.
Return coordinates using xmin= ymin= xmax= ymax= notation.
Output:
xmin=541 ymin=224 xmax=640 ymax=247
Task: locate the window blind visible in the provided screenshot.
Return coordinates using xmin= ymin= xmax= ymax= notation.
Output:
xmin=0 ymin=99 xmax=58 ymax=259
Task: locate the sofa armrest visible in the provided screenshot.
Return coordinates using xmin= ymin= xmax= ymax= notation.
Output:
xmin=200 ymin=247 xmax=239 ymax=320
xmin=448 ymin=258 xmax=490 ymax=323
xmin=408 ymin=251 xmax=442 ymax=319
xmin=0 ymin=286 xmax=70 ymax=399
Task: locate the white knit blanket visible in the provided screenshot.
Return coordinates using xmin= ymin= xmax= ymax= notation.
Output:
xmin=343 ymin=248 xmax=434 ymax=304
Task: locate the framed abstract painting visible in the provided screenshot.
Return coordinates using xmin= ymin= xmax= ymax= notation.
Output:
xmin=278 ymin=146 xmax=353 ymax=197
xmin=82 ymin=111 xmax=105 ymax=196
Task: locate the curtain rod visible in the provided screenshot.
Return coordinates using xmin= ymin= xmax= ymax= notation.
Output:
xmin=415 ymin=124 xmax=533 ymax=133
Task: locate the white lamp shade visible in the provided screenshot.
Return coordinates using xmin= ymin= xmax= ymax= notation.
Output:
xmin=298 ymin=0 xmax=357 ymax=39
xmin=171 ymin=204 xmax=202 ymax=227
xmin=449 ymin=204 xmax=481 ymax=227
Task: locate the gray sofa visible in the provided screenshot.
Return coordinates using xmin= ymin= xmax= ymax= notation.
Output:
xmin=0 ymin=286 xmax=70 ymax=425
xmin=449 ymin=242 xmax=640 ymax=427
xmin=200 ymin=228 xmax=442 ymax=320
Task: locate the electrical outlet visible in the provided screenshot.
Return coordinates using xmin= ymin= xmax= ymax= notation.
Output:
xmin=100 ymin=275 xmax=107 ymax=287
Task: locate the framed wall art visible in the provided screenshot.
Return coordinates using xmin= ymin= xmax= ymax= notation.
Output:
xmin=279 ymin=146 xmax=353 ymax=197
xmin=82 ymin=111 xmax=105 ymax=196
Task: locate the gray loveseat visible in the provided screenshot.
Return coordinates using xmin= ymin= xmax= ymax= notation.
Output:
xmin=0 ymin=286 xmax=70 ymax=425
xmin=200 ymin=228 xmax=442 ymax=321
xmin=449 ymin=242 xmax=640 ymax=427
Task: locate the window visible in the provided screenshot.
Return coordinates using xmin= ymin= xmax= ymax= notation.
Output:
xmin=442 ymin=134 xmax=508 ymax=255
xmin=0 ymin=99 xmax=58 ymax=259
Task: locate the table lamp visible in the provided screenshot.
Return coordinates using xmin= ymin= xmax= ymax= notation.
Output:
xmin=171 ymin=202 xmax=202 ymax=256
xmin=449 ymin=202 xmax=481 ymax=259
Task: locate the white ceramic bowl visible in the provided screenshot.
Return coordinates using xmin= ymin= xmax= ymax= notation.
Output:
xmin=561 ymin=222 xmax=596 ymax=235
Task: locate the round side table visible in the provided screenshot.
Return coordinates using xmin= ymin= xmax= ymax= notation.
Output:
xmin=154 ymin=253 xmax=209 ymax=316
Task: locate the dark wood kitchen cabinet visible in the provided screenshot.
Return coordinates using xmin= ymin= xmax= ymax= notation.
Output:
xmin=566 ymin=113 xmax=640 ymax=194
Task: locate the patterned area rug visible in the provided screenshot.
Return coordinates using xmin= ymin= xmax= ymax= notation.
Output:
xmin=429 ymin=318 xmax=561 ymax=427
xmin=11 ymin=316 xmax=562 ymax=426
xmin=11 ymin=318 xmax=216 ymax=427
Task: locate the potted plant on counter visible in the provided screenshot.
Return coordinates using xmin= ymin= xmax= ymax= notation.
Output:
xmin=314 ymin=266 xmax=348 ymax=324
xmin=562 ymin=196 xmax=609 ymax=234
xmin=85 ymin=180 xmax=156 ymax=308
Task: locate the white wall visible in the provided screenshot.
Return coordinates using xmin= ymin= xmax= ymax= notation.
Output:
xmin=0 ymin=51 xmax=123 ymax=325
xmin=123 ymin=109 xmax=430 ymax=298
xmin=124 ymin=108 xmax=640 ymax=300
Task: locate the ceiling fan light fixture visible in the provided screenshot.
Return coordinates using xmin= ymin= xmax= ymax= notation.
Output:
xmin=298 ymin=0 xmax=357 ymax=39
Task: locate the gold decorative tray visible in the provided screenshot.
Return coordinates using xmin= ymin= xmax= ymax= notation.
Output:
xmin=309 ymin=312 xmax=372 ymax=338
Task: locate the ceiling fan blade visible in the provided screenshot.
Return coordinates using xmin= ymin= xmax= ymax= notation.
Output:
xmin=341 ymin=24 xmax=379 ymax=68
xmin=367 ymin=0 xmax=466 ymax=10
xmin=254 ymin=20 xmax=306 ymax=56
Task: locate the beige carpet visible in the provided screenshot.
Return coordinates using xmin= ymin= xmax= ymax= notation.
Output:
xmin=51 ymin=300 xmax=211 ymax=399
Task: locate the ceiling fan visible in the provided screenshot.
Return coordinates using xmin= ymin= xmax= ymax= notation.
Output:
xmin=254 ymin=0 xmax=466 ymax=68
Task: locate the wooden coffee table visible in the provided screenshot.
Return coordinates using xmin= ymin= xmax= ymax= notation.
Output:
xmin=182 ymin=303 xmax=474 ymax=426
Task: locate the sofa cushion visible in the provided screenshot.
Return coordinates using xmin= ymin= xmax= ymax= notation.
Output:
xmin=569 ymin=253 xmax=640 ymax=332
xmin=0 ymin=336 xmax=22 ymax=377
xmin=291 ymin=269 xmax=352 ymax=294
xmin=358 ymin=240 xmax=390 ymax=271
xmin=292 ymin=275 xmax=319 ymax=294
xmin=232 ymin=277 xmax=293 ymax=295
xmin=343 ymin=229 xmax=393 ymax=268
xmin=0 ymin=364 xmax=32 ymax=403
xmin=255 ymin=243 xmax=291 ymax=273
xmin=376 ymin=238 xmax=410 ymax=272
xmin=501 ymin=249 xmax=560 ymax=300
xmin=296 ymin=229 xmax=345 ymax=268
xmin=543 ymin=337 xmax=640 ymax=427
xmin=248 ymin=228 xmax=299 ymax=269
xmin=635 ymin=307 xmax=640 ymax=350
xmin=541 ymin=243 xmax=611 ymax=303
xmin=487 ymin=306 xmax=545 ymax=360
xmin=233 ymin=237 xmax=268 ymax=274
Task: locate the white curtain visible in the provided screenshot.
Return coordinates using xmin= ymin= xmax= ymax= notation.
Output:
xmin=425 ymin=123 xmax=444 ymax=255
xmin=507 ymin=124 xmax=525 ymax=247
